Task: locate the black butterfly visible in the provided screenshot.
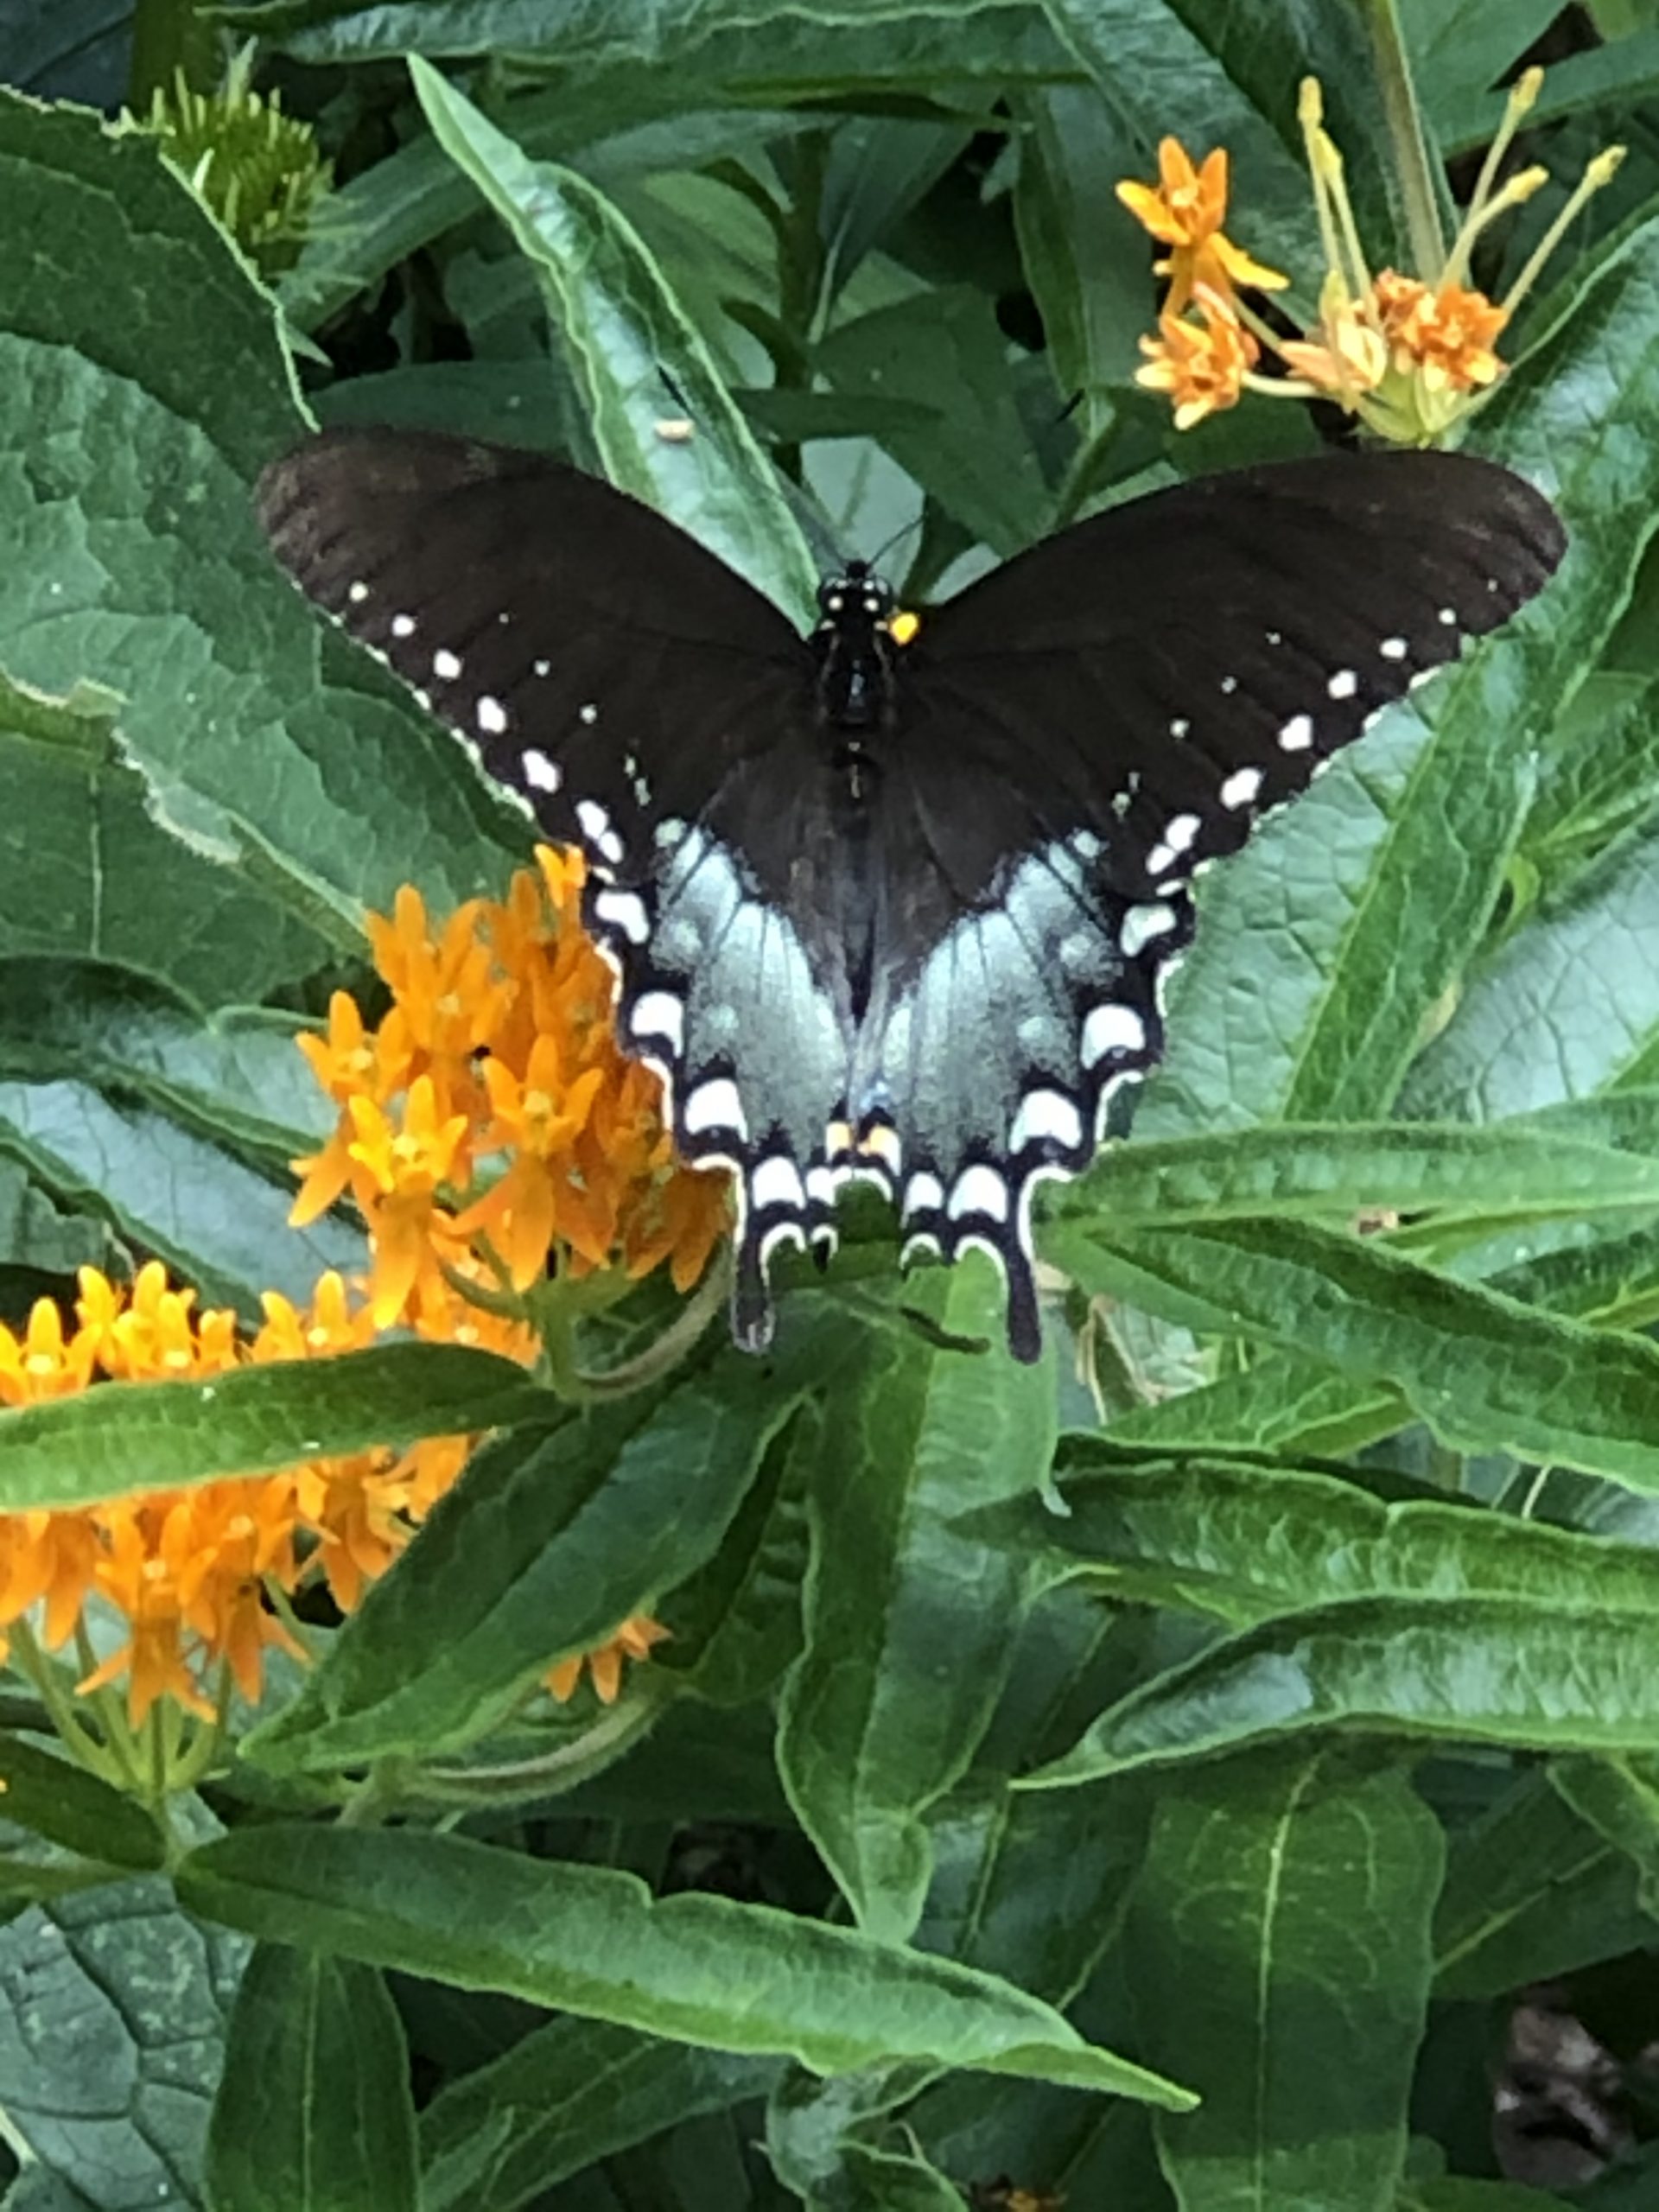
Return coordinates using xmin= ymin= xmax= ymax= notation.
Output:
xmin=257 ymin=432 xmax=1564 ymax=1360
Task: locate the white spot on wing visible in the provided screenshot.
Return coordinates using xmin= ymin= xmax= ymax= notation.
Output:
xmin=594 ymin=887 xmax=649 ymax=945
xmin=391 ymin=613 xmax=416 ymax=639
xmin=631 ymin=990 xmax=684 ymax=1054
xmin=1220 ymin=765 xmax=1263 ymax=810
xmin=579 ymin=702 xmax=600 ymax=726
xmin=1278 ymin=713 xmax=1315 ymax=753
xmin=903 ymin=1170 xmax=945 ymax=1217
xmin=477 ymin=695 xmax=508 ymax=736
xmin=1380 ymin=636 xmax=1409 ymax=661
xmin=1163 ymin=811 xmax=1200 ymax=855
xmin=1120 ymin=902 xmax=1180 ymax=958
xmin=684 ymin=1077 xmax=747 ymax=1139
xmin=948 ymin=1164 xmax=1010 ymax=1223
xmin=433 ymin=648 xmax=462 ymax=682
xmin=1009 ymin=1089 xmax=1084 ymax=1154
xmin=521 ymin=747 xmax=560 ymax=794
xmin=347 ymin=581 xmax=370 ymax=605
xmin=752 ymin=1154 xmax=806 ymax=1211
xmin=1083 ymin=1003 xmax=1147 ymax=1068
xmin=575 ymin=798 xmax=624 ymax=865
xmin=1327 ymin=668 xmax=1359 ymax=700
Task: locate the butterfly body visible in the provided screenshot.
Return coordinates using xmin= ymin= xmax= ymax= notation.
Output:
xmin=258 ymin=430 xmax=1564 ymax=1361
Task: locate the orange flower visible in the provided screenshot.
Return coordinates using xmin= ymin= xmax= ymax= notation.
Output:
xmin=1121 ymin=74 xmax=1622 ymax=443
xmin=547 ymin=1614 xmax=671 ymax=1705
xmin=0 ymin=1298 xmax=96 ymax=1405
xmin=1117 ymin=137 xmax=1287 ymax=312
xmin=1372 ymin=270 xmax=1508 ymax=393
xmin=1135 ymin=289 xmax=1258 ymax=429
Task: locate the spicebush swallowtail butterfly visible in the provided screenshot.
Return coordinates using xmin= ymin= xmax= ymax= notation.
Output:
xmin=258 ymin=432 xmax=1563 ymax=1361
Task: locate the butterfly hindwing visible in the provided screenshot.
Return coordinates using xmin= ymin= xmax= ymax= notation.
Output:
xmin=259 ymin=431 xmax=1565 ymax=1362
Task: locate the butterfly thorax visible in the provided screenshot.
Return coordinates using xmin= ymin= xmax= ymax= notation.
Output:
xmin=813 ymin=562 xmax=898 ymax=747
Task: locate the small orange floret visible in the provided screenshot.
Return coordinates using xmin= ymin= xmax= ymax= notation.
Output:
xmin=1117 ymin=137 xmax=1287 ymax=315
xmin=1373 ymin=270 xmax=1508 ymax=392
xmin=547 ymin=1614 xmax=671 ymax=1705
xmin=1135 ymin=290 xmax=1258 ymax=429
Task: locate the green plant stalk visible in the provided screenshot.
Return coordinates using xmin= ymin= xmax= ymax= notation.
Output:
xmin=1358 ymin=0 xmax=1446 ymax=275
xmin=129 ymin=0 xmax=219 ymax=108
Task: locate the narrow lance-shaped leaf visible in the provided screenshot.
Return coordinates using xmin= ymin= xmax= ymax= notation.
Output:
xmin=175 ymin=1825 xmax=1195 ymax=2107
xmin=410 ymin=57 xmax=820 ymax=620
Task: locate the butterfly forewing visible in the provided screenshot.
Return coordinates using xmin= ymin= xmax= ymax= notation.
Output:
xmin=257 ymin=430 xmax=1564 ymax=1363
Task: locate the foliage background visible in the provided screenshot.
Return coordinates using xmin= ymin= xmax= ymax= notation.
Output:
xmin=6 ymin=0 xmax=1659 ymax=2206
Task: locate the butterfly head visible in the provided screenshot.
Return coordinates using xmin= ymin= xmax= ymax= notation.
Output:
xmin=817 ymin=560 xmax=895 ymax=632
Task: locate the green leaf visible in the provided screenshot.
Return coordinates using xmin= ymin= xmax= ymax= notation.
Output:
xmin=963 ymin=1443 xmax=1659 ymax=1630
xmin=1548 ymin=1751 xmax=1659 ymax=1917
xmin=1402 ymin=821 xmax=1659 ymax=1118
xmin=777 ymin=1262 xmax=1054 ymax=1941
xmin=204 ymin=1948 xmax=415 ymax=2212
xmin=0 ymin=1738 xmax=165 ymax=1876
xmin=0 ymin=1872 xmax=246 ymax=2207
xmin=1128 ymin=1753 xmax=1441 ymax=2211
xmin=410 ymin=59 xmax=819 ymax=620
xmin=0 ymin=676 xmax=329 ymax=1005
xmin=0 ymin=963 xmax=332 ymax=1165
xmin=248 ymin=1352 xmax=798 ymax=1770
xmin=0 ymin=1154 xmax=115 ymax=1279
xmin=0 ymin=91 xmax=530 ymax=939
xmin=419 ymin=2018 xmax=781 ymax=2212
xmin=816 ymin=289 xmax=1052 ymax=555
xmin=1053 ymin=1217 xmax=1659 ymax=1491
xmin=0 ymin=1073 xmax=361 ymax=1314
xmin=1028 ymin=1596 xmax=1659 ymax=1785
xmin=0 ymin=1344 xmax=547 ymax=1511
xmin=1435 ymin=1768 xmax=1656 ymax=2001
xmin=245 ymin=0 xmax=1077 ymax=93
xmin=1058 ymin=1115 xmax=1659 ymax=1230
xmin=175 ymin=1825 xmax=1194 ymax=2105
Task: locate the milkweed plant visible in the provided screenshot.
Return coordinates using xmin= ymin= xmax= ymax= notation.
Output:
xmin=1 ymin=2 xmax=1658 ymax=2205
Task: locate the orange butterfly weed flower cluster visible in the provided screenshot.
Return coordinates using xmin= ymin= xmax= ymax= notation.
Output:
xmin=0 ymin=853 xmax=726 ymax=1741
xmin=1122 ymin=71 xmax=1622 ymax=442
xmin=291 ymin=846 xmax=728 ymax=1324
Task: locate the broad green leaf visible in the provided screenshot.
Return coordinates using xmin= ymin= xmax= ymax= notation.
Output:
xmin=1027 ymin=1595 xmax=1659 ymax=1785
xmin=1549 ymin=1751 xmax=1659 ymax=1917
xmin=245 ymin=0 xmax=1077 ymax=92
xmin=411 ymin=59 xmax=819 ymax=620
xmin=1012 ymin=85 xmax=1157 ymax=425
xmin=1399 ymin=0 xmax=1568 ymax=145
xmin=0 ymin=0 xmax=133 ymax=107
xmin=0 ymin=1344 xmax=546 ymax=1511
xmin=1055 ymin=1216 xmax=1659 ymax=1490
xmin=0 ymin=1872 xmax=246 ymax=2209
xmin=0 ymin=963 xmax=332 ymax=1165
xmin=1402 ymin=2181 xmax=1578 ymax=2211
xmin=248 ymin=1352 xmax=798 ymax=1770
xmin=0 ymin=1074 xmax=361 ymax=1313
xmin=962 ymin=1444 xmax=1659 ymax=1629
xmin=1058 ymin=1115 xmax=1659 ymax=1230
xmin=0 ymin=1154 xmax=115 ymax=1279
xmin=419 ymin=2018 xmax=781 ymax=2212
xmin=1128 ymin=1753 xmax=1441 ymax=2211
xmin=175 ymin=1824 xmax=1194 ymax=2105
xmin=777 ymin=1262 xmax=1054 ymax=1941
xmin=1433 ymin=1767 xmax=1655 ymax=2001
xmin=658 ymin=1406 xmax=812 ymax=1708
xmin=816 ymin=289 xmax=1052 ymax=555
xmin=1402 ymin=821 xmax=1659 ymax=1118
xmin=205 ymin=1946 xmax=417 ymax=2212
xmin=0 ymin=676 xmax=328 ymax=1004
xmin=0 ymin=92 xmax=530 ymax=938
xmin=0 ymin=1738 xmax=164 ymax=1877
